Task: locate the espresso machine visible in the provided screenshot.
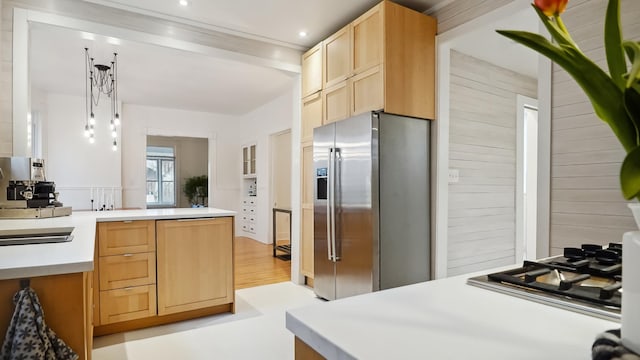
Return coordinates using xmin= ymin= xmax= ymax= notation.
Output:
xmin=0 ymin=157 xmax=71 ymax=218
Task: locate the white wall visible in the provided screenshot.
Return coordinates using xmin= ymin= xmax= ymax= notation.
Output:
xmin=447 ymin=51 xmax=537 ymax=276
xmin=121 ymin=104 xmax=240 ymax=214
xmin=237 ymin=85 xmax=295 ymax=244
xmin=39 ymin=92 xmax=122 ymax=210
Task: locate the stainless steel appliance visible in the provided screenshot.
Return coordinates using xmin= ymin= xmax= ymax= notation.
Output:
xmin=468 ymin=243 xmax=623 ymax=321
xmin=0 ymin=157 xmax=71 ymax=218
xmin=313 ymin=111 xmax=430 ymax=301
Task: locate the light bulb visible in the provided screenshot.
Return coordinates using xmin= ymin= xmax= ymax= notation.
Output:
xmin=111 ymin=130 xmax=117 ymax=138
xmin=84 ymin=125 xmax=90 ymax=137
xmin=110 ymin=120 xmax=115 ymax=130
xmin=112 ymin=140 xmax=118 ymax=152
xmin=89 ymin=126 xmax=95 ymax=135
xmin=89 ymin=136 xmax=95 ymax=144
xmin=89 ymin=113 xmax=95 ymax=125
xmin=114 ymin=114 xmax=121 ymax=126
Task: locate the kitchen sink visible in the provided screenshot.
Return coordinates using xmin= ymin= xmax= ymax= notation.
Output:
xmin=0 ymin=227 xmax=74 ymax=246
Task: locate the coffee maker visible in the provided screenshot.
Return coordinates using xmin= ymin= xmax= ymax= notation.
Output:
xmin=0 ymin=157 xmax=71 ymax=218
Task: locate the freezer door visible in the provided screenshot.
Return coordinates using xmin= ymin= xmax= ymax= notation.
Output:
xmin=334 ymin=113 xmax=375 ymax=299
xmin=313 ymin=123 xmax=336 ymax=300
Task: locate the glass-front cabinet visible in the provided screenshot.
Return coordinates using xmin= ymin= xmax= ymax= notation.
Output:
xmin=242 ymin=144 xmax=256 ymax=178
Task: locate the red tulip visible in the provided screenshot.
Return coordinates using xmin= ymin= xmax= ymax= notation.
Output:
xmin=534 ymin=0 xmax=569 ymax=16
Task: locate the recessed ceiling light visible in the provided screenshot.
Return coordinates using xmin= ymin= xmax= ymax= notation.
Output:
xmin=179 ymin=0 xmax=189 ymax=6
xmin=299 ymin=31 xmax=307 ymax=37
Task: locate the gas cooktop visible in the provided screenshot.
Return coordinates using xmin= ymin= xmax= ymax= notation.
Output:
xmin=467 ymin=243 xmax=622 ymax=321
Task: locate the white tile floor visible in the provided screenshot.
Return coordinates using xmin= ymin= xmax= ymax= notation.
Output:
xmin=92 ymin=282 xmax=322 ymax=360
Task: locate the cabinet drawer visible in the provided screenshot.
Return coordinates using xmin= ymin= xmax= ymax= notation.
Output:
xmin=99 ymin=252 xmax=156 ymax=290
xmin=99 ymin=285 xmax=157 ymax=325
xmin=98 ymin=220 xmax=156 ymax=256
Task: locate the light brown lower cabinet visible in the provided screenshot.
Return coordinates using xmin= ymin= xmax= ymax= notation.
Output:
xmin=94 ymin=217 xmax=235 ymax=336
xmin=156 ymin=217 xmax=234 ymax=315
xmin=99 ymin=285 xmax=157 ymax=324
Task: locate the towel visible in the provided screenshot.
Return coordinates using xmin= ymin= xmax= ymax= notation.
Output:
xmin=593 ymin=329 xmax=640 ymax=360
xmin=0 ymin=287 xmax=78 ymax=360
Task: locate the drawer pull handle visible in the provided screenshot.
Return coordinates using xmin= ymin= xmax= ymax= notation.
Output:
xmin=123 ymin=220 xmax=133 ymax=223
xmin=123 ymin=253 xmax=133 ymax=257
xmin=176 ymin=218 xmax=213 ymax=222
xmin=123 ymin=287 xmax=134 ymax=291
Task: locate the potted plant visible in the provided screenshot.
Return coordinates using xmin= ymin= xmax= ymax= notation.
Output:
xmin=183 ymin=175 xmax=208 ymax=207
xmin=497 ymin=0 xmax=640 ymax=353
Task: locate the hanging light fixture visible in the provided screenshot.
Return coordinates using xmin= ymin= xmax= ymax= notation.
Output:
xmin=84 ymin=47 xmax=120 ymax=151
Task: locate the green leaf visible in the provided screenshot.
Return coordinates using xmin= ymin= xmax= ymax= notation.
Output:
xmin=497 ymin=30 xmax=637 ymax=152
xmin=624 ymin=41 xmax=640 ymax=88
xmin=621 ymin=146 xmax=640 ymax=200
xmin=624 ymin=87 xmax=640 ymax=144
xmin=605 ymin=0 xmax=626 ymax=90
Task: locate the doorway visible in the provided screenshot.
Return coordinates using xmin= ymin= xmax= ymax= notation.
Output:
xmin=270 ymin=130 xmax=292 ymax=254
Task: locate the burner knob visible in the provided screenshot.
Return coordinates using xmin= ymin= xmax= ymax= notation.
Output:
xmin=564 ymin=247 xmax=585 ymax=260
xmin=581 ymin=244 xmax=603 ymax=257
xmin=595 ymin=249 xmax=620 ymax=265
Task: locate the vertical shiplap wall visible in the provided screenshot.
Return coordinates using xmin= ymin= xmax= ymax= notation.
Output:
xmin=549 ymin=0 xmax=640 ymax=254
xmin=428 ymin=0 xmax=511 ymax=33
xmin=448 ymin=51 xmax=536 ymax=276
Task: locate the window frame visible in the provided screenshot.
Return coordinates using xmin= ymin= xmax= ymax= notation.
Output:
xmin=146 ymin=146 xmax=177 ymax=208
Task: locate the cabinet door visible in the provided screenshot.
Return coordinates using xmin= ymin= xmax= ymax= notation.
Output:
xmin=98 ymin=220 xmax=156 ymax=256
xmin=99 ymin=285 xmax=157 ymax=324
xmin=99 ymin=252 xmax=156 ymax=290
xmin=156 ymin=217 xmax=234 ymax=315
xmin=301 ymin=92 xmax=323 ymax=143
xmin=300 ymin=145 xmax=314 ymax=278
xmin=302 ymin=43 xmax=323 ymax=98
xmin=323 ymin=82 xmax=350 ymax=124
xmin=242 ymin=147 xmax=249 ymax=176
xmin=250 ymin=145 xmax=256 ymax=175
xmin=323 ymin=25 xmax=351 ymax=89
xmin=350 ymin=65 xmax=383 ymax=116
xmin=352 ymin=3 xmax=383 ymax=75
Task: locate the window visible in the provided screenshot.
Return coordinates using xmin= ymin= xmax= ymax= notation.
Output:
xmin=146 ymin=146 xmax=176 ymax=206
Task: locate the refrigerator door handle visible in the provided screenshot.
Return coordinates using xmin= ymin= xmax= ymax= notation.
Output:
xmin=333 ymin=148 xmax=341 ymax=261
xmin=327 ymin=147 xmax=334 ymax=261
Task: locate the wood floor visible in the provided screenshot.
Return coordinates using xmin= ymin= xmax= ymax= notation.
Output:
xmin=234 ymin=236 xmax=291 ymax=289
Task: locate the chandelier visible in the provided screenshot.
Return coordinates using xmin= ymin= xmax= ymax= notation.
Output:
xmin=84 ymin=47 xmax=120 ymax=151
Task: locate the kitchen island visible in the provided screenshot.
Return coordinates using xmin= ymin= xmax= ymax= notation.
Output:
xmin=286 ymin=271 xmax=619 ymax=359
xmin=0 ymin=208 xmax=235 ymax=360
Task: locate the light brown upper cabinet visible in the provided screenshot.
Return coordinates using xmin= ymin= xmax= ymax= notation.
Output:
xmin=319 ymin=0 xmax=436 ymax=123
xmin=301 ymin=92 xmax=323 ymax=144
xmin=323 ymin=25 xmax=351 ymax=89
xmin=302 ymin=43 xmax=323 ymax=98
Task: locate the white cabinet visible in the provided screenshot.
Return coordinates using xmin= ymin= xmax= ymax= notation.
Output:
xmin=240 ymin=196 xmax=257 ymax=234
xmin=242 ymin=144 xmax=257 ymax=178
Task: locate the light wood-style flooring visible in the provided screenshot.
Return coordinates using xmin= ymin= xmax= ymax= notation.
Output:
xmin=234 ymin=236 xmax=291 ymax=289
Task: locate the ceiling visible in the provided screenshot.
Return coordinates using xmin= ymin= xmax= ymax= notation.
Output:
xmin=31 ymin=0 xmax=452 ymax=116
xmin=451 ymin=8 xmax=539 ymax=78
xmin=30 ymin=23 xmax=298 ymax=115
xmin=83 ymin=0 xmax=452 ymax=48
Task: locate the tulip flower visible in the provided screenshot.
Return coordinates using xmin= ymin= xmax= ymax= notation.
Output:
xmin=534 ymin=0 xmax=568 ymax=17
xmin=498 ymin=0 xmax=640 ymax=200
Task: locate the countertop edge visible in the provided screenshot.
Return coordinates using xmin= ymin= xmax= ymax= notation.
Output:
xmin=94 ymin=211 xmax=236 ymax=222
xmin=0 ymin=260 xmax=94 ymax=281
xmin=286 ymin=311 xmax=356 ymax=360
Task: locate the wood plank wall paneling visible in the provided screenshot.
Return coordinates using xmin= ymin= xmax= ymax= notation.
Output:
xmin=447 ymin=50 xmax=536 ymax=276
xmin=549 ymin=0 xmax=640 ymax=255
xmin=0 ymin=0 xmax=302 ymax=156
xmin=428 ymin=0 xmax=511 ymax=34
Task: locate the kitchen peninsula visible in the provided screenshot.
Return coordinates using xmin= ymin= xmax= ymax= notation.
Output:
xmin=286 ymin=272 xmax=619 ymax=359
xmin=0 ymin=208 xmax=235 ymax=360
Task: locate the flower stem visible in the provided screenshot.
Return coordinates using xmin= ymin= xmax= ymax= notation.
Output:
xmin=554 ymin=15 xmax=579 ymax=49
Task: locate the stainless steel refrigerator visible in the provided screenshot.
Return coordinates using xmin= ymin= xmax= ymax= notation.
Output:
xmin=313 ymin=111 xmax=430 ymax=301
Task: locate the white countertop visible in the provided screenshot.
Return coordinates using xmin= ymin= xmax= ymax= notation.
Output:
xmin=286 ymin=273 xmax=619 ymax=359
xmin=0 ymin=208 xmax=235 ymax=280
